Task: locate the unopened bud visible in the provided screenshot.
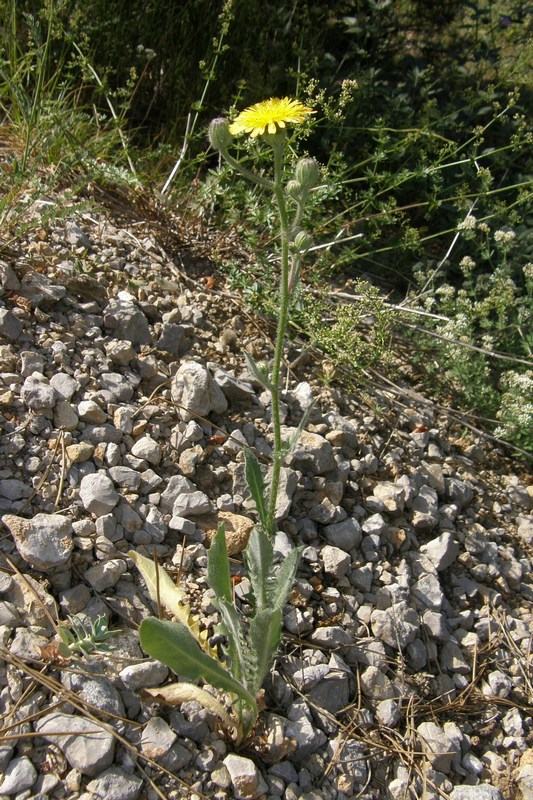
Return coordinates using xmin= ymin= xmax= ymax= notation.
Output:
xmin=208 ymin=117 xmax=233 ymax=151
xmin=286 ymin=180 xmax=302 ymax=200
xmin=294 ymin=230 xmax=313 ymax=252
xmin=294 ymin=157 xmax=320 ymax=189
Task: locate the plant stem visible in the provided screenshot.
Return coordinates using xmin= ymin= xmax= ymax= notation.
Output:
xmin=219 ymin=149 xmax=273 ymax=190
xmin=266 ymin=135 xmax=291 ymax=534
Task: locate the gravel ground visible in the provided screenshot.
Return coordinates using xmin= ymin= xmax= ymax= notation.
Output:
xmin=0 ymin=188 xmax=532 ymax=800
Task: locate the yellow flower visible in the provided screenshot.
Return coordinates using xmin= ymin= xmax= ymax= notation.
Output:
xmin=229 ymin=97 xmax=315 ymax=138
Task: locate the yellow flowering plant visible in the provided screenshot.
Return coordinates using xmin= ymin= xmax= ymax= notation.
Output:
xmin=210 ymin=97 xmax=317 ymax=528
xmin=133 ymin=97 xmax=319 ymax=743
xmin=228 ymin=96 xmax=314 ymax=137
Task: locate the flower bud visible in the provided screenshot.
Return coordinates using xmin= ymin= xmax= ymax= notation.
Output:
xmin=286 ymin=180 xmax=302 ymax=200
xmin=294 ymin=157 xmax=320 ymax=190
xmin=294 ymin=230 xmax=313 ymax=252
xmin=208 ymin=117 xmax=233 ymax=151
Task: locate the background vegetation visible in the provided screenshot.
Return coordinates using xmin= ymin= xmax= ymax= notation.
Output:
xmin=1 ymin=0 xmax=532 ymax=452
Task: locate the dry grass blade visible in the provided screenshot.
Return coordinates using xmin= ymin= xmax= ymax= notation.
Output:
xmin=55 ymin=429 xmax=68 ymax=509
xmin=366 ymin=368 xmax=533 ymax=460
xmin=493 ymin=609 xmax=533 ymax=703
xmin=1 ymin=649 xmax=212 ymax=800
xmin=4 ymin=556 xmax=59 ymax=628
xmin=17 ymin=429 xmax=65 ymax=514
xmin=282 ymin=614 xmax=531 ymax=800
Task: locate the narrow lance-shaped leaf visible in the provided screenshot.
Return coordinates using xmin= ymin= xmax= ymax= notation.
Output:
xmin=244 ymin=449 xmax=269 ymax=532
xmin=248 ymin=608 xmax=283 ymax=695
xmin=207 ymin=524 xmax=232 ymax=605
xmin=217 ymin=597 xmax=255 ymax=688
xmin=285 ymin=400 xmax=317 ymax=454
xmin=243 ymin=527 xmax=274 ymax=613
xmin=244 ymin=351 xmax=274 ymax=391
xmin=268 ymin=545 xmax=304 ymax=611
xmin=139 ymin=617 xmax=257 ymax=714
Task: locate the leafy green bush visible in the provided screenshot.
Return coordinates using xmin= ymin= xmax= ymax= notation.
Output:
xmin=178 ymin=1 xmax=532 ymax=450
xmin=2 ymin=0 xmax=531 ymax=450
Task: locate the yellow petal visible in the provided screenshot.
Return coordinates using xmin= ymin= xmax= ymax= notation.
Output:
xmin=229 ymin=97 xmax=315 ymax=139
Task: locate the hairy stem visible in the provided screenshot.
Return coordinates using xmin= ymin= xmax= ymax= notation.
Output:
xmin=219 ymin=149 xmax=273 ymax=190
xmin=266 ymin=136 xmax=291 ymax=534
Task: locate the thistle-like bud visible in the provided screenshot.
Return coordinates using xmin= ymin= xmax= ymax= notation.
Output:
xmin=294 ymin=230 xmax=313 ymax=253
xmin=286 ymin=180 xmax=302 ymax=200
xmin=294 ymin=157 xmax=321 ymax=190
xmin=208 ymin=117 xmax=233 ymax=151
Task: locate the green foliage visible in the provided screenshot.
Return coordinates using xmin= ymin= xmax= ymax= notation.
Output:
xmin=407 ymin=219 xmax=533 ymax=450
xmin=495 ymin=370 xmax=533 ymax=449
xmin=182 ymin=1 xmax=531 ymax=451
xmin=244 ymin=449 xmax=269 ymax=533
xmin=0 ymin=0 xmax=135 ymax=173
xmin=57 ymin=615 xmax=119 ymax=659
xmin=138 ymin=617 xmax=256 ymax=710
xmin=298 ymin=279 xmax=393 ymax=378
xmin=132 ymin=523 xmax=302 ymax=742
xmin=0 ymin=0 xmax=139 ymax=247
xmin=130 ymin=550 xmax=220 ymax=658
xmin=134 ymin=118 xmax=316 ymax=740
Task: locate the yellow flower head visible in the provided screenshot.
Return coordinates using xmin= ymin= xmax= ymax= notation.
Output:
xmin=229 ymin=97 xmax=315 ymax=139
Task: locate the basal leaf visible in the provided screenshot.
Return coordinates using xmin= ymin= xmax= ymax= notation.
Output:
xmin=141 ymin=683 xmax=239 ymax=739
xmin=130 ymin=550 xmax=186 ymax=617
xmin=217 ymin=597 xmax=255 ymax=689
xmin=139 ymin=617 xmax=256 ymax=713
xmin=207 ymin=523 xmax=232 ymax=605
xmin=269 ymin=545 xmax=304 ymax=610
xmin=243 ymin=526 xmax=274 ymax=612
xmin=248 ymin=608 xmax=283 ymax=695
xmin=130 ymin=550 xmax=218 ymax=659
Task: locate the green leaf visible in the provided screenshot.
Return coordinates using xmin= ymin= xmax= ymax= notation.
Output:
xmin=244 ymin=450 xmax=269 ymax=532
xmin=217 ymin=597 xmax=254 ymax=688
xmin=130 ymin=551 xmax=218 ymax=658
xmin=207 ymin=523 xmax=232 ymax=605
xmin=244 ymin=351 xmax=273 ymax=390
xmin=248 ymin=608 xmax=283 ymax=694
xmin=206 ymin=526 xmax=252 ymax=685
xmin=285 ymin=400 xmax=316 ymax=454
xmin=139 ymin=617 xmax=256 ymax=713
xmin=243 ymin=527 xmax=274 ymax=612
xmin=269 ymin=545 xmax=304 ymax=610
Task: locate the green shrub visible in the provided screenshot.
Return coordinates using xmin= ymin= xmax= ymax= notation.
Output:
xmin=2 ymin=0 xmax=531 ymax=451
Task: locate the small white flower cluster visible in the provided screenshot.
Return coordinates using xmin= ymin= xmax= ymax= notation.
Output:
xmin=338 ymin=79 xmax=358 ymax=107
xmin=436 ymin=284 xmax=455 ymax=300
xmin=507 ymin=371 xmax=533 ymax=392
xmin=437 ymin=314 xmax=472 ymax=359
xmin=495 ymin=370 xmax=533 ymax=442
xmin=459 ymin=255 xmax=476 ymax=271
xmin=136 ymin=44 xmax=157 ymax=60
xmin=523 ymin=263 xmax=533 ymax=281
xmin=458 ymin=214 xmax=477 ymax=231
xmin=494 ymin=229 xmax=516 ymax=245
xmin=453 ymin=312 xmax=470 ymax=331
